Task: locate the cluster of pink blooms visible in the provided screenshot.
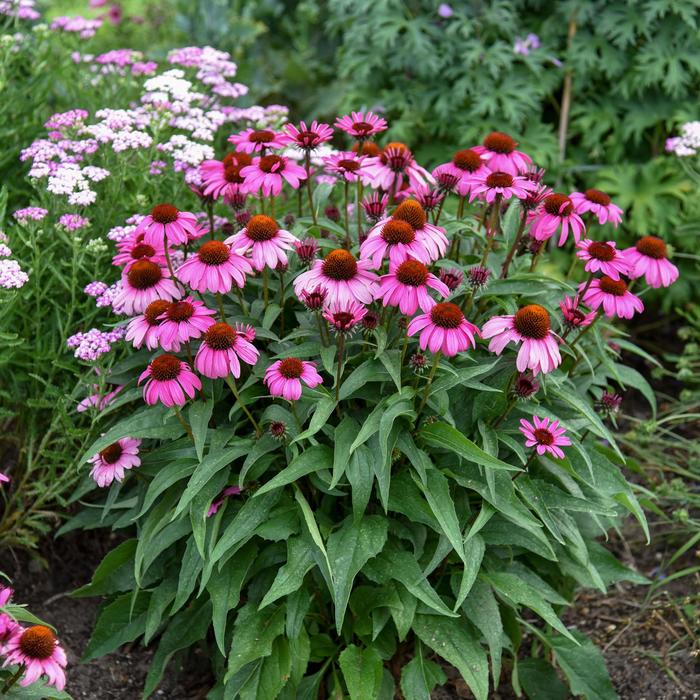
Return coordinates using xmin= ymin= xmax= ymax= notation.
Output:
xmin=71 ymin=49 xmax=158 ymax=78
xmin=13 ymin=207 xmax=47 ymax=224
xmin=50 ymin=15 xmax=103 ymax=38
xmin=0 ymin=0 xmax=39 ymax=20
xmin=0 ymin=587 xmax=67 ymax=691
xmin=0 ymin=232 xmax=29 ymax=290
xmin=67 ymin=326 xmax=124 ymax=361
xmin=58 ymin=213 xmax=90 ymax=231
xmin=666 ymin=121 xmax=700 ymax=157
xmin=78 ymin=112 xmax=681 ymax=494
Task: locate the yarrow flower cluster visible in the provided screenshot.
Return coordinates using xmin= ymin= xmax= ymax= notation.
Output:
xmin=67 ymin=327 xmax=124 ymax=361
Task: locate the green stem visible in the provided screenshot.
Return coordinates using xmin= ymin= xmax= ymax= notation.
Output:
xmin=480 ymin=195 xmax=501 ymax=268
xmin=225 ymin=375 xmax=262 ymax=437
xmin=263 ymin=268 xmax=269 ymax=307
xmin=316 ymin=312 xmax=328 ymax=347
xmin=433 ymin=194 xmax=446 ymax=225
xmin=335 ymin=334 xmax=346 ymax=403
xmin=216 ymin=293 xmax=227 ymax=322
xmin=278 ymin=270 xmax=286 ymax=337
xmin=500 ymin=206 xmax=528 ymax=278
xmin=356 ymin=178 xmax=363 ymax=243
xmin=1 ymin=665 xmax=25 ymax=694
xmin=207 ymin=201 xmax=215 ymax=240
xmin=344 ymin=180 xmax=350 ymax=248
xmin=173 ymin=406 xmax=194 ymax=441
xmin=417 ymin=352 xmax=441 ymax=419
xmin=234 ymin=285 xmax=248 ymax=315
xmin=305 ymin=151 xmax=317 ymax=226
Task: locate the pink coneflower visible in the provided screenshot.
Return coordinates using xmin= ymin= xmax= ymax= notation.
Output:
xmin=195 ymin=323 xmax=259 ymax=379
xmin=439 ymin=267 xmax=464 ymax=292
xmin=580 ymin=276 xmax=644 ymax=319
xmin=377 ymin=259 xmax=450 ymax=315
xmin=112 ymin=234 xmax=166 ymax=269
xmin=3 ymin=625 xmax=67 ymax=691
xmin=200 ymin=152 xmax=252 ymax=203
xmin=482 ymin=305 xmax=562 ymax=375
xmin=268 ymin=421 xmax=287 ymax=440
xmin=234 ymin=322 xmax=256 ymax=342
xmin=322 ymin=299 xmax=367 ymax=334
xmin=411 ymin=184 xmax=444 ymax=212
xmin=529 ymin=193 xmax=585 ymax=246
xmin=513 ymin=372 xmax=540 ymax=399
xmin=598 ymin=391 xmax=623 ymax=416
xmin=300 ymin=285 xmax=328 ymax=311
xmin=519 ymin=416 xmax=571 ymax=459
xmin=0 ymin=586 xmax=12 ymax=607
xmin=361 ymin=200 xmax=448 ymax=268
xmin=469 ymin=171 xmax=537 ymax=203
xmin=623 ymin=236 xmax=679 ymax=288
xmin=114 ymin=260 xmax=181 ymax=315
xmin=139 ymin=355 xmax=202 ymax=406
xmin=323 ymin=152 xmax=369 ymax=182
xmin=570 ymin=189 xmax=623 ymax=226
xmin=282 ymin=120 xmax=334 ymax=150
xmin=576 ymin=239 xmax=630 ymax=280
xmin=240 ymin=155 xmax=307 ymax=196
xmin=176 ymin=240 xmax=252 ymax=294
xmin=207 ymin=486 xmax=242 ymax=517
xmin=88 ymin=437 xmax=141 ymax=487
xmin=135 ymin=204 xmax=200 ymax=247
xmin=294 ymin=237 xmax=319 ymax=265
xmin=225 ymin=215 xmax=298 ymax=271
xmin=473 ymin=131 xmax=532 ymax=175
xmin=228 ymin=127 xmax=286 ymax=153
xmin=293 ymin=249 xmax=378 ymax=306
xmin=432 ymin=149 xmax=489 ymax=197
xmin=559 ymin=295 xmax=596 ymax=330
xmin=335 ymin=111 xmax=387 ymax=139
xmin=0 ymin=473 xmax=8 ymax=487
xmin=407 ymin=302 xmax=480 ymax=356
xmin=364 ymin=142 xmax=434 ymax=193
xmin=125 ymin=299 xmax=170 ymax=349
xmin=467 ymin=265 xmax=491 ymax=290
xmin=157 ymin=297 xmax=216 ymax=351
xmin=264 ymin=358 xmax=323 ymax=400
xmin=362 ymin=192 xmax=389 ymax=222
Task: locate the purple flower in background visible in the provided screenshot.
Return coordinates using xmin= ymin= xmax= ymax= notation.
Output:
xmin=438 ymin=3 xmax=453 ymax=18
xmin=514 ymin=34 xmax=541 ymax=56
xmin=13 ymin=207 xmax=48 ymax=223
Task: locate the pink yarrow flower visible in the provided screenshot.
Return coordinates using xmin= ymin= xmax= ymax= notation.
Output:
xmin=361 ymin=200 xmax=448 ymax=268
xmin=139 ymin=355 xmax=202 ymax=406
xmin=519 ymin=416 xmax=571 ymax=459
xmin=580 ymin=276 xmax=644 ymax=319
xmin=88 ymin=437 xmax=141 ymax=487
xmin=114 ymin=260 xmax=181 ymax=315
xmin=228 ymin=128 xmax=286 ymax=154
xmin=294 ymin=249 xmax=378 ymax=306
xmin=529 ymin=193 xmax=586 ymax=247
xmin=264 ymin=358 xmax=323 ymax=401
xmin=473 ymin=131 xmax=532 ymax=175
xmin=469 ymin=170 xmax=537 ymax=203
xmin=157 ymin=297 xmax=217 ymax=351
xmin=225 ymin=215 xmax=298 ymax=271
xmin=576 ymin=239 xmax=630 ymax=280
xmin=623 ymin=236 xmax=679 ymax=288
xmin=241 ymin=155 xmax=307 ymax=196
xmin=195 ymin=322 xmax=259 ymax=379
xmin=176 ymin=240 xmax=253 ymax=293
xmin=570 ymin=189 xmax=623 ymax=226
xmin=282 ymin=120 xmax=334 ymax=149
xmin=377 ymin=259 xmax=450 ymax=315
xmin=135 ymin=204 xmax=200 ymax=247
xmin=408 ymin=302 xmax=480 ymax=356
xmin=335 ymin=111 xmax=387 ymax=139
xmin=3 ymin=625 xmax=67 ymax=691
xmin=482 ymin=305 xmax=562 ymax=375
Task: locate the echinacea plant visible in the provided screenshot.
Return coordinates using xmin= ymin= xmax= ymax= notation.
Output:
xmin=52 ymin=109 xmax=673 ymax=699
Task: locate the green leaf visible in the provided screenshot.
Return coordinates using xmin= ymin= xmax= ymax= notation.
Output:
xmin=73 ymin=539 xmax=137 ymax=597
xmin=292 ymin=396 xmax=337 ymax=443
xmin=327 ymin=515 xmax=388 ymax=631
xmin=210 ymin=490 xmax=281 ymax=565
xmin=548 ymin=630 xmax=617 ymax=700
xmin=82 ymin=592 xmax=150 ymax=661
xmin=346 ymin=445 xmax=374 ymax=520
xmin=331 ymin=416 xmax=359 ymax=488
xmin=413 ymin=614 xmax=489 ymax=700
xmin=462 ymin=579 xmax=503 ymax=686
xmin=226 ymin=603 xmax=286 ymax=681
xmin=175 ymin=442 xmax=253 ymax=517
xmin=338 ymin=645 xmax=384 ymax=700
xmin=259 ymin=536 xmax=315 ymax=608
xmin=255 ymin=444 xmax=332 ymax=496
xmin=420 ymin=422 xmax=520 ymax=472
xmin=483 ymin=572 xmax=575 ymax=642
xmin=400 ymin=652 xmax=446 ymax=700
xmin=294 ymin=486 xmax=333 ymax=586
xmin=518 ymin=658 xmax=569 ymax=700
xmin=189 ymin=399 xmax=213 ymax=461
